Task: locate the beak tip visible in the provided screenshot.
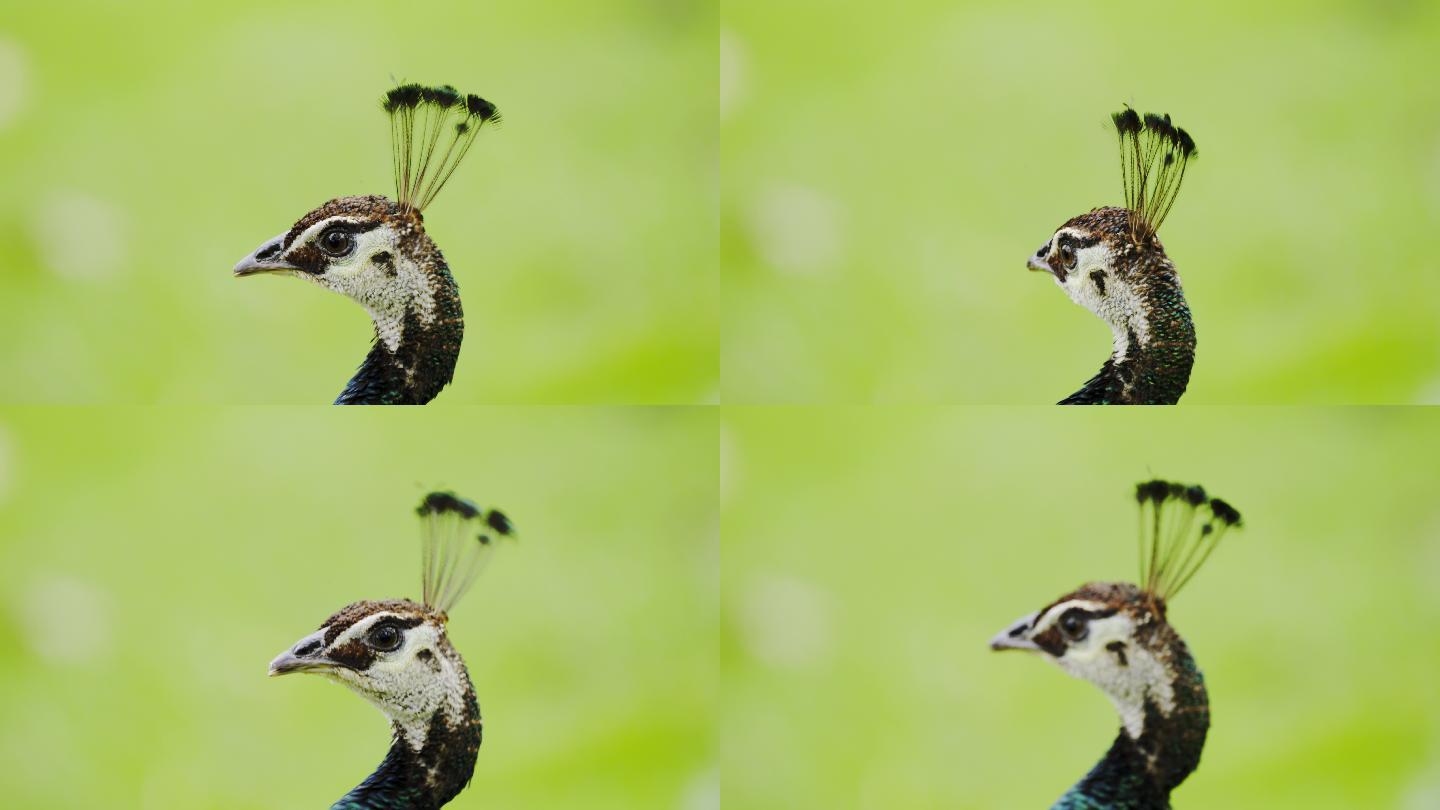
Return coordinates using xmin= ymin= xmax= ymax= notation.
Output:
xmin=268 ymin=650 xmax=304 ymax=676
xmin=990 ymin=611 xmax=1042 ymax=652
xmin=269 ymin=628 xmax=334 ymax=677
xmin=234 ymin=232 xmax=295 ymax=277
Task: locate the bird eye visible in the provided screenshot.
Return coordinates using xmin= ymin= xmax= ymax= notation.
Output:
xmin=367 ymin=622 xmax=403 ymax=652
xmin=1058 ymin=609 xmax=1087 ymax=640
xmin=1059 ymin=245 xmax=1076 ymax=268
xmin=318 ymin=227 xmax=355 ymax=257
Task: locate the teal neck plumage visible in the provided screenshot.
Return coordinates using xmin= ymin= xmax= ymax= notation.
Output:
xmin=331 ymin=691 xmax=482 ymax=810
xmin=1053 ymin=648 xmax=1209 ymax=809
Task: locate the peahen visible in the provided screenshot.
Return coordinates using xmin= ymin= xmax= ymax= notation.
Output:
xmin=234 ymin=84 xmax=501 ymax=405
xmin=269 ymin=491 xmax=515 ymax=809
xmin=1026 ymin=108 xmax=1200 ymax=405
xmin=991 ymin=480 xmax=1242 ymax=809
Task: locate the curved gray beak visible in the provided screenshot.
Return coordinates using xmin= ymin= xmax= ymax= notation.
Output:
xmin=1026 ymin=255 xmax=1052 ymax=275
xmin=990 ymin=611 xmax=1041 ymax=652
xmin=268 ymin=628 xmax=334 ymax=676
xmin=234 ymin=232 xmax=298 ymax=277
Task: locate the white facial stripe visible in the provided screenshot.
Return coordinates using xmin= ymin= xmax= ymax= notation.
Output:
xmin=329 ymin=610 xmax=404 ymax=649
xmin=289 ymin=216 xmax=361 ymax=253
xmin=1030 ymin=599 xmax=1109 ymax=636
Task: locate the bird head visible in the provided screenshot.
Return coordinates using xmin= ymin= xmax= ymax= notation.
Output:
xmin=269 ymin=491 xmax=514 ymax=749
xmin=1026 ymin=107 xmax=1198 ymax=357
xmin=1026 ymin=206 xmax=1156 ymax=335
xmin=991 ymin=480 xmax=1240 ymax=738
xmin=270 ymin=599 xmax=470 ymax=741
xmin=234 ymin=196 xmax=450 ymax=350
xmin=233 ymin=84 xmax=498 ymax=363
xmin=990 ymin=582 xmax=1184 ymax=737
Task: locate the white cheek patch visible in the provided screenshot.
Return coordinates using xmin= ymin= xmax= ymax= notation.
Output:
xmin=326 ymin=615 xmax=467 ymax=752
xmin=1052 ymin=613 xmax=1175 ymax=738
xmin=284 ymin=217 xmax=440 ymax=360
xmin=323 ymin=228 xmax=395 ymax=281
xmin=1056 ymin=243 xmax=1149 ymax=360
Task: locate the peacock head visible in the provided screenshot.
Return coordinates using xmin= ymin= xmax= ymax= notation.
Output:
xmin=233 ymin=84 xmax=499 ymax=355
xmin=1026 ymin=206 xmax=1153 ymax=334
xmin=269 ymin=491 xmax=514 ymax=748
xmin=270 ymin=599 xmax=467 ymax=736
xmin=1025 ymin=108 xmax=1197 ymax=348
xmin=233 ymin=196 xmax=452 ymax=344
xmin=990 ymin=481 xmax=1240 ymax=737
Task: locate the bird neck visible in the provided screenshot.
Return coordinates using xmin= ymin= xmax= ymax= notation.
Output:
xmin=331 ymin=683 xmax=482 ymax=810
xmin=1061 ymin=261 xmax=1194 ymax=405
xmin=335 ymin=264 xmax=464 ymax=405
xmin=1057 ymin=648 xmax=1209 ymax=810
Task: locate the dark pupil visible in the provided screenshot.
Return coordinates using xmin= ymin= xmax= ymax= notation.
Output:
xmin=1062 ymin=612 xmax=1083 ymax=634
xmin=322 ymin=230 xmax=349 ymax=253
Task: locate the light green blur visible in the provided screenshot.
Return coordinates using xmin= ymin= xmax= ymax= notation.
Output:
xmin=0 ymin=408 xmax=717 ymax=809
xmin=0 ymin=1 xmax=715 ymax=404
xmin=722 ymin=0 xmax=1440 ymax=403
xmin=722 ymin=407 xmax=1440 ymax=808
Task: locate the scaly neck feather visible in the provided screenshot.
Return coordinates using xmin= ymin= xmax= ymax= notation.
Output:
xmin=1055 ymin=645 xmax=1208 ymax=809
xmin=331 ymin=688 xmax=482 ymax=810
xmin=335 ymin=264 xmax=463 ymax=405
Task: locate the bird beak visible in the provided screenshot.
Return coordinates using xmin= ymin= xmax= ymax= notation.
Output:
xmin=268 ymin=628 xmax=335 ymax=676
xmin=989 ymin=611 xmax=1041 ymax=652
xmin=234 ymin=232 xmax=300 ymax=277
xmin=1026 ymin=255 xmax=1053 ymax=275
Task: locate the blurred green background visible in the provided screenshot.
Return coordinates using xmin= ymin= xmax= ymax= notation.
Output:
xmin=722 ymin=408 xmax=1440 ymax=808
xmin=722 ymin=0 xmax=1440 ymax=403
xmin=0 ymin=0 xmax=715 ymax=404
xmin=0 ymin=407 xmax=717 ymax=809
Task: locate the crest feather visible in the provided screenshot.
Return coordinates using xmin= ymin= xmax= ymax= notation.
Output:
xmin=416 ymin=490 xmax=516 ymax=613
xmin=1133 ymin=478 xmax=1240 ymax=602
xmin=383 ymin=82 xmax=501 ymax=213
xmin=1112 ymin=105 xmax=1198 ymax=242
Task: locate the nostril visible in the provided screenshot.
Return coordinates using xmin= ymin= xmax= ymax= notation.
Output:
xmin=255 ymin=242 xmax=281 ymax=262
xmin=294 ymin=638 xmax=322 ymax=657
